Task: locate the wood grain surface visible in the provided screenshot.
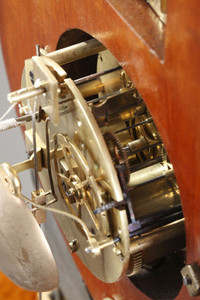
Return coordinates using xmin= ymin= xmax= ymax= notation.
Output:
xmin=0 ymin=0 xmax=200 ymax=299
xmin=0 ymin=272 xmax=37 ymax=300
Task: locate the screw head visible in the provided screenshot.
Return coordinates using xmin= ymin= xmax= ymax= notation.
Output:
xmin=183 ymin=274 xmax=192 ymax=286
xmin=69 ymin=239 xmax=79 ymax=253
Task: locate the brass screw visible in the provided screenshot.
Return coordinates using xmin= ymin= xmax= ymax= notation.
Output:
xmin=69 ymin=239 xmax=79 ymax=253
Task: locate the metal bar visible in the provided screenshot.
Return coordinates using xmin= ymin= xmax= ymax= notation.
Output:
xmin=140 ymin=204 xmax=182 ymax=227
xmin=13 ymin=159 xmax=34 ymax=173
xmin=129 ymin=211 xmax=183 ymax=237
xmin=128 ymin=162 xmax=173 ymax=189
xmin=16 ymin=114 xmax=34 ymax=122
xmin=87 ymin=87 xmax=134 ymax=104
xmin=7 ymin=86 xmax=45 ymax=104
xmin=130 ymin=218 xmax=184 ymax=253
xmin=114 ymin=118 xmax=153 ymax=134
xmin=45 ymin=118 xmax=55 ymax=196
xmin=125 ymin=137 xmax=148 ymax=153
xmin=78 ymin=70 xmax=122 ymax=98
xmin=46 ymin=39 xmax=106 ymax=66
xmin=130 ymin=156 xmax=163 ymax=173
xmin=74 ymin=65 xmax=122 ymax=85
xmin=32 ymin=108 xmax=39 ymax=194
xmin=31 ymin=198 xmax=57 ymax=213
xmin=78 ymin=78 xmax=104 ymax=98
xmin=128 ymin=141 xmax=163 ymax=155
xmin=36 ymin=44 xmax=41 ymax=57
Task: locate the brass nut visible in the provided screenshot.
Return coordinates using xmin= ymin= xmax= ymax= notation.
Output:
xmin=181 ymin=263 xmax=200 ymax=297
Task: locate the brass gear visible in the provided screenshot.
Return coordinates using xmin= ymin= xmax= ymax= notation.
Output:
xmin=126 ymin=251 xmax=142 ymax=276
xmin=103 ymin=131 xmax=130 ymax=182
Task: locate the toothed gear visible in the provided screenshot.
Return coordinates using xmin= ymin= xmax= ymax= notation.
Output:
xmin=126 ymin=251 xmax=142 ymax=276
xmin=103 ymin=131 xmax=130 ymax=182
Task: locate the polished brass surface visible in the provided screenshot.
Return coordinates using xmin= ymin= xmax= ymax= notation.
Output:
xmin=0 ymin=38 xmax=185 ymax=284
xmin=129 ymin=219 xmax=185 ymax=263
xmin=22 ymin=56 xmax=130 ymax=282
xmin=126 ymin=252 xmax=143 ymax=277
xmin=128 ymin=162 xmax=173 ymax=189
xmin=13 ymin=148 xmax=42 ymax=173
xmin=129 ymin=177 xmax=180 ymax=220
